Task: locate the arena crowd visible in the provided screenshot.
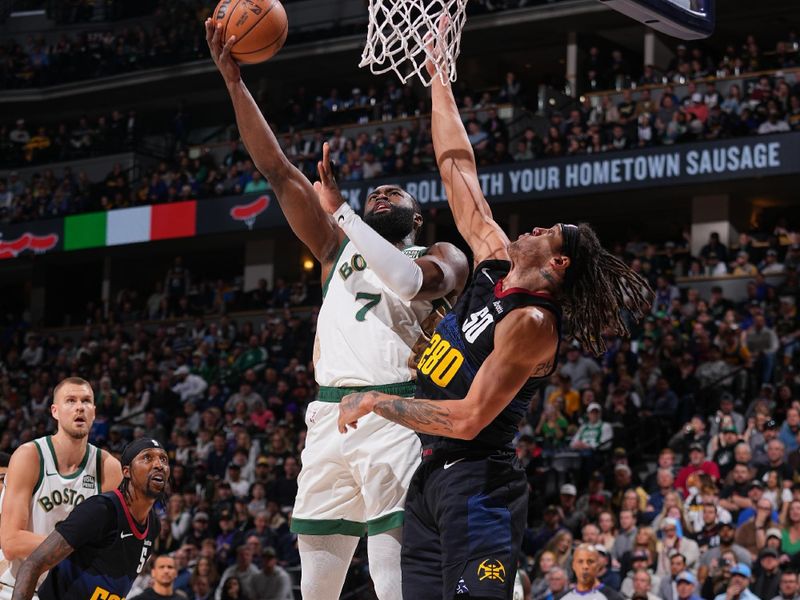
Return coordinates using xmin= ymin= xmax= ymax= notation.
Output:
xmin=1 ymin=219 xmax=800 ymax=599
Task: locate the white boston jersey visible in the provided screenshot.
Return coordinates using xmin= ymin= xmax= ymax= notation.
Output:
xmin=314 ymin=239 xmax=438 ymax=387
xmin=0 ymin=436 xmax=101 ymax=592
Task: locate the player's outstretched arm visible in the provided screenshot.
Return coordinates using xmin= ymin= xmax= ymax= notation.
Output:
xmin=315 ymin=143 xmax=469 ymax=301
xmin=0 ymin=445 xmax=46 ymax=561
xmin=338 ymin=307 xmax=557 ymax=437
xmin=11 ymin=531 xmax=74 ymax=600
xmin=428 ymin=52 xmax=510 ymax=265
xmin=205 ymin=19 xmax=341 ymax=263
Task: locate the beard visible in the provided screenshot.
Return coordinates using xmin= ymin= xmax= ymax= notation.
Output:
xmin=363 ymin=205 xmax=416 ymax=244
xmin=65 ymin=426 xmax=89 ymax=440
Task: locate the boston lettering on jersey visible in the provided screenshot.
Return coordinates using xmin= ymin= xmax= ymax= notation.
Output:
xmin=416 ymin=259 xmax=562 ymax=454
xmin=37 ymin=488 xmax=87 ymax=512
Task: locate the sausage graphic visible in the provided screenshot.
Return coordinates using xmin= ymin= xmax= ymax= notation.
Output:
xmin=0 ymin=232 xmax=59 ymax=259
xmin=229 ymin=195 xmax=270 ymax=230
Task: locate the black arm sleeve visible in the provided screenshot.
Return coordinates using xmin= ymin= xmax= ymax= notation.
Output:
xmin=55 ymin=495 xmax=116 ymax=549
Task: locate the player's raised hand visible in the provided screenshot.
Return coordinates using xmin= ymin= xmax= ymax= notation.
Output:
xmin=205 ymin=18 xmax=240 ymax=85
xmin=424 ymin=14 xmax=450 ymax=82
xmin=314 ymin=142 xmax=346 ymax=215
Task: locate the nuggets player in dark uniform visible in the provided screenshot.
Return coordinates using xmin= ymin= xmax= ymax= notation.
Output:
xmin=338 ymin=54 xmax=653 ymax=600
xmin=11 ymin=440 xmax=168 ymax=600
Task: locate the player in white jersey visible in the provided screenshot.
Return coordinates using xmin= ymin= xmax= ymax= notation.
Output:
xmin=206 ymin=22 xmax=469 ymax=600
xmin=0 ymin=377 xmax=123 ymax=600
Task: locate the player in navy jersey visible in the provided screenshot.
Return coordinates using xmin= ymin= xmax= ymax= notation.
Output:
xmin=338 ymin=47 xmax=652 ymax=600
xmin=11 ymin=439 xmax=168 ymax=600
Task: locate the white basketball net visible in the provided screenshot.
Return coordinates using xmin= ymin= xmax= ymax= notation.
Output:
xmin=359 ymin=0 xmax=468 ymax=87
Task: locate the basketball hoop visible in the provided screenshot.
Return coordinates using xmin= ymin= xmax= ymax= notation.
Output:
xmin=359 ymin=0 xmax=468 ymax=87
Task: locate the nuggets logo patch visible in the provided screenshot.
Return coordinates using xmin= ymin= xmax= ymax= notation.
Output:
xmin=477 ymin=559 xmax=506 ymax=582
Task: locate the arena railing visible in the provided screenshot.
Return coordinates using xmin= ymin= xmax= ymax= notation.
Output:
xmin=582 ymin=66 xmax=800 ymax=107
xmin=675 ymin=272 xmax=788 ymax=299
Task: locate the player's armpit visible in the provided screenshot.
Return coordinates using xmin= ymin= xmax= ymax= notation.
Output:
xmin=11 ymin=531 xmax=74 ymax=600
xmin=0 ymin=444 xmax=46 ymax=561
xmin=100 ymin=450 xmax=123 ymax=491
xmin=413 ymin=242 xmax=470 ymax=302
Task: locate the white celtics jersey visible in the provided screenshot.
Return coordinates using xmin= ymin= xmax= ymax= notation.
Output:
xmin=314 ymin=239 xmax=439 ymax=387
xmin=0 ymin=436 xmax=102 ymax=590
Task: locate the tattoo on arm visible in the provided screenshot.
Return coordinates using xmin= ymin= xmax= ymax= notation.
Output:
xmin=12 ymin=531 xmax=74 ymax=600
xmin=532 ymin=359 xmax=554 ymax=377
xmin=347 ymin=392 xmax=455 ymax=435
xmin=373 ymin=397 xmax=454 ymax=434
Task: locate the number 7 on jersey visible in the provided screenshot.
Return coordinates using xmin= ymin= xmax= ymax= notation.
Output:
xmin=355 ymin=292 xmax=382 ymax=321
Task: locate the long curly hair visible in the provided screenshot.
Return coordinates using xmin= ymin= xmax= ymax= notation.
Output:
xmin=560 ymin=223 xmax=653 ymax=356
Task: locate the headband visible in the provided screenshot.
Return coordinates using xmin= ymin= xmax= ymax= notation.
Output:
xmin=121 ymin=438 xmax=163 ymax=467
xmin=560 ymin=223 xmax=579 ymax=259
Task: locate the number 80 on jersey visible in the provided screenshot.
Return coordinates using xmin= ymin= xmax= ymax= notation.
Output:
xmin=417 ymin=333 xmax=464 ymax=387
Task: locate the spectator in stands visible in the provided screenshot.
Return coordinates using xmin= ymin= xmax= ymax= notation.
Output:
xmin=172 ymin=366 xmax=209 ymax=403
xmin=702 ymin=232 xmax=729 ymax=263
xmin=733 ymin=251 xmax=760 ymax=276
xmin=715 ymin=563 xmax=759 ymax=600
xmin=676 ymin=443 xmax=721 ymax=496
xmin=752 ymin=547 xmax=783 ymax=600
xmin=561 ymin=342 xmax=602 ymax=391
xmin=543 ymin=566 xmax=568 ymax=600
xmin=571 ymin=403 xmax=614 ymax=454
xmin=216 ymin=546 xmax=258 ymax=600
xmin=131 ymin=556 xmax=182 ymax=600
xmin=247 ymin=547 xmax=292 ymax=600
xmin=736 ymin=496 xmax=780 ymax=560
xmin=705 ymin=252 xmax=729 ymax=276
xmin=660 ymin=518 xmax=701 ymax=573
xmin=622 ymin=553 xmax=661 ymax=599
xmin=759 ymin=110 xmax=791 ymax=135
xmin=747 ymin=315 xmax=780 ymax=386
xmin=548 ymin=373 xmax=581 ymax=420
xmin=658 ymin=551 xmax=688 ymax=600
xmin=781 ymin=501 xmax=800 ymax=558
xmin=675 ymin=572 xmax=702 ymax=600
xmin=772 ymin=570 xmax=800 ymax=600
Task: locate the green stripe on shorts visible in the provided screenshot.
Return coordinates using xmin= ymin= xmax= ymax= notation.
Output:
xmin=367 ymin=511 xmax=405 ymax=535
xmin=290 ymin=517 xmax=367 ymax=537
xmin=317 ymin=381 xmax=416 ymax=403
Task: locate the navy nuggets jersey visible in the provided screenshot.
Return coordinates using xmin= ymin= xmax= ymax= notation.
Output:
xmin=415 ymin=259 xmax=561 ymax=453
xmin=38 ymin=490 xmax=159 ymax=600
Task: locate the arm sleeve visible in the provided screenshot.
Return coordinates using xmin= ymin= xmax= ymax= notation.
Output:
xmin=55 ymin=495 xmax=115 ymax=549
xmin=333 ymin=203 xmax=423 ymax=301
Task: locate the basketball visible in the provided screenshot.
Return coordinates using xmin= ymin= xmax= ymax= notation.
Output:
xmin=212 ymin=0 xmax=288 ymax=64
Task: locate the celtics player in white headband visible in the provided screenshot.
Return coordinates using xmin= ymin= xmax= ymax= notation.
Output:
xmin=0 ymin=377 xmax=122 ymax=600
xmin=205 ymin=22 xmax=469 ymax=600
